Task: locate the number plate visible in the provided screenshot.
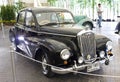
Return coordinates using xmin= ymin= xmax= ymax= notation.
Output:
xmin=87 ymin=62 xmax=100 ymax=72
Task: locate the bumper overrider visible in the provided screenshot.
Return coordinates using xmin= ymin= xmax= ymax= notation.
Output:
xmin=51 ymin=56 xmax=113 ymax=74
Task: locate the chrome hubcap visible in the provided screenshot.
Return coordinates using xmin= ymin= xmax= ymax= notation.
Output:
xmin=42 ymin=57 xmax=48 ymax=74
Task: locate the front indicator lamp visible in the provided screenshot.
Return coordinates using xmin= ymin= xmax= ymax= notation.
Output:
xmin=78 ymin=57 xmax=84 ymax=64
xmin=99 ymin=51 xmax=105 ymax=58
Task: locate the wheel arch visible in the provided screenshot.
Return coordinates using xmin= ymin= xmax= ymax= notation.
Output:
xmin=34 ymin=45 xmax=56 ymax=65
xmin=34 ymin=46 xmax=52 ymax=61
xmin=34 ymin=39 xmax=71 ymax=64
xmin=82 ymin=21 xmax=94 ymax=29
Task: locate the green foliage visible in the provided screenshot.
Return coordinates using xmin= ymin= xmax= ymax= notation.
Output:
xmin=14 ymin=1 xmax=25 ymax=13
xmin=47 ymin=0 xmax=56 ymax=6
xmin=0 ymin=5 xmax=16 ymax=24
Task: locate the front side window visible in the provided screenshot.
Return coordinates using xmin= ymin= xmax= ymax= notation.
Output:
xmin=25 ymin=12 xmax=35 ymax=27
xmin=18 ymin=11 xmax=25 ymax=25
xmin=35 ymin=12 xmax=74 ymax=26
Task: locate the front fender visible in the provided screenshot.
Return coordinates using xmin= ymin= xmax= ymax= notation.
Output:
xmin=44 ymin=39 xmax=70 ymax=52
xmin=95 ymin=35 xmax=110 ymax=50
xmin=29 ymin=37 xmax=70 ymax=58
xmin=34 ymin=38 xmax=71 ymax=65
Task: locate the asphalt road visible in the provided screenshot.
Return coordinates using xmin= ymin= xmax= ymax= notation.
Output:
xmin=0 ymin=22 xmax=120 ymax=82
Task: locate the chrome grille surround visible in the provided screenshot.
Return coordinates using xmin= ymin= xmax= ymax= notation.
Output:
xmin=77 ymin=30 xmax=96 ymax=62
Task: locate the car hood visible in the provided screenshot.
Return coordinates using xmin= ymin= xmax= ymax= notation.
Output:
xmin=40 ymin=24 xmax=87 ymax=37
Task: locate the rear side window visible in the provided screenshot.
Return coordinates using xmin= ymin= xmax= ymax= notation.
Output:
xmin=18 ymin=11 xmax=25 ymax=25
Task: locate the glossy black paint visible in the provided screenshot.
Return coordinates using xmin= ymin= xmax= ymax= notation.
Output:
xmin=9 ymin=7 xmax=110 ymax=67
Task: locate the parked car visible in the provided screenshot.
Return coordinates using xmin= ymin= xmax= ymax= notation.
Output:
xmin=115 ymin=21 xmax=120 ymax=34
xmin=74 ymin=15 xmax=94 ymax=30
xmin=9 ymin=7 xmax=113 ymax=77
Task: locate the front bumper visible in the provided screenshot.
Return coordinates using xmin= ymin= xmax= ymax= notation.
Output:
xmin=51 ymin=56 xmax=113 ymax=74
xmin=52 ymin=64 xmax=87 ymax=74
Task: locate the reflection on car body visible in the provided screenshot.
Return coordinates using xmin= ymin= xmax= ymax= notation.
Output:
xmin=9 ymin=7 xmax=113 ymax=77
xmin=74 ymin=15 xmax=94 ymax=30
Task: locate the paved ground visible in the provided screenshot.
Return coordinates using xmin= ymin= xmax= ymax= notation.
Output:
xmin=0 ymin=22 xmax=120 ymax=82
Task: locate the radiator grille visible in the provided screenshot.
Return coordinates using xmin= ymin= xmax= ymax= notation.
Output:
xmin=78 ymin=32 xmax=96 ymax=61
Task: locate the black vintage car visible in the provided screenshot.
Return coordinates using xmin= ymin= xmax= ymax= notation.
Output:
xmin=9 ymin=7 xmax=113 ymax=77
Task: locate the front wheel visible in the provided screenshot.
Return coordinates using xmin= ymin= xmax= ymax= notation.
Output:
xmin=41 ymin=53 xmax=54 ymax=77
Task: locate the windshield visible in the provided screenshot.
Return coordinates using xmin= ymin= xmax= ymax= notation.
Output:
xmin=35 ymin=12 xmax=74 ymax=26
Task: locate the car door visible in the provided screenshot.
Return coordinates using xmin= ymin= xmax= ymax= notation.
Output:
xmin=23 ymin=11 xmax=39 ymax=58
xmin=14 ymin=10 xmax=30 ymax=54
xmin=14 ymin=10 xmax=37 ymax=57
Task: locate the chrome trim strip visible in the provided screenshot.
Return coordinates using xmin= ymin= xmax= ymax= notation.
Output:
xmin=24 ymin=28 xmax=76 ymax=37
xmin=38 ymin=31 xmax=76 ymax=37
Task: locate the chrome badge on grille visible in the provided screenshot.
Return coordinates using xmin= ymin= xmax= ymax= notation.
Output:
xmin=87 ymin=54 xmax=91 ymax=60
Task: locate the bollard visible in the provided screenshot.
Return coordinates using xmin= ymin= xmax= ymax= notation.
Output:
xmin=1 ymin=23 xmax=5 ymax=38
xmin=10 ymin=47 xmax=17 ymax=82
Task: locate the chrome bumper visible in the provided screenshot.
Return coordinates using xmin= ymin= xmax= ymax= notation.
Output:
xmin=51 ymin=57 xmax=113 ymax=74
xmin=51 ymin=64 xmax=87 ymax=74
xmin=51 ymin=62 xmax=99 ymax=74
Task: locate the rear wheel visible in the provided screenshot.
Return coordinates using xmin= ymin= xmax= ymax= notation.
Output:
xmin=115 ymin=30 xmax=120 ymax=34
xmin=9 ymin=30 xmax=19 ymax=51
xmin=118 ymin=31 xmax=120 ymax=35
xmin=41 ymin=52 xmax=54 ymax=77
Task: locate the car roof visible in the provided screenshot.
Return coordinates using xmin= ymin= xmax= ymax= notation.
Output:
xmin=21 ymin=7 xmax=71 ymax=13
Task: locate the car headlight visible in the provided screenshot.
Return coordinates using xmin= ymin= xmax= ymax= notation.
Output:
xmin=60 ymin=49 xmax=71 ymax=60
xmin=78 ymin=57 xmax=84 ymax=64
xmin=106 ymin=41 xmax=112 ymax=51
xmin=99 ymin=51 xmax=105 ymax=58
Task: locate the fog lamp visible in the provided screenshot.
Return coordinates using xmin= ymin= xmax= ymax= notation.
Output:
xmin=99 ymin=51 xmax=105 ymax=58
xmin=78 ymin=57 xmax=84 ymax=64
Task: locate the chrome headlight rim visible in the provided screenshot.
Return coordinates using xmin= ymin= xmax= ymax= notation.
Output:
xmin=60 ymin=49 xmax=71 ymax=60
xmin=99 ymin=51 xmax=105 ymax=58
xmin=106 ymin=41 xmax=112 ymax=51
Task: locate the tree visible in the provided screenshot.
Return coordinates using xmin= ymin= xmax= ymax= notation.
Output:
xmin=14 ymin=0 xmax=25 ymax=13
xmin=47 ymin=0 xmax=57 ymax=6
